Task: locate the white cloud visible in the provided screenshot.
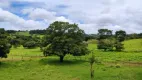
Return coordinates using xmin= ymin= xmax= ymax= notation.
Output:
xmin=0 ymin=0 xmax=10 ymax=8
xmin=22 ymin=8 xmax=73 ymax=23
xmin=1 ymin=0 xmax=142 ymax=34
xmin=0 ymin=8 xmax=46 ymax=30
xmin=24 ymin=8 xmax=56 ymax=21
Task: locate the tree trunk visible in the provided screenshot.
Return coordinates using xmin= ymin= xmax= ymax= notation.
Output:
xmin=90 ymin=64 xmax=94 ymax=80
xmin=0 ymin=57 xmax=1 ymax=65
xmin=60 ymin=56 xmax=64 ymax=62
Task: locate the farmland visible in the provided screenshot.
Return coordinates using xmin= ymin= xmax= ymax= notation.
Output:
xmin=0 ymin=39 xmax=142 ymax=80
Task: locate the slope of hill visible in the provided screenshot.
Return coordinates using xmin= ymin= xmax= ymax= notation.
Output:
xmin=123 ymin=39 xmax=142 ymax=51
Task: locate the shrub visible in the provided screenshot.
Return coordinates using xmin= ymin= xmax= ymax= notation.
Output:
xmin=116 ymin=64 xmax=121 ymax=68
xmin=97 ymin=39 xmax=114 ymax=51
xmin=23 ymin=41 xmax=37 ymax=49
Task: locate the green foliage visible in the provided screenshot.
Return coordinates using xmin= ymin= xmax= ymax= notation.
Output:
xmin=87 ymin=39 xmax=98 ymax=44
xmin=97 ymin=29 xmax=114 ymax=51
xmin=23 ymin=41 xmax=38 ymax=49
xmin=0 ymin=28 xmax=11 ymax=58
xmin=97 ymin=39 xmax=114 ymax=51
xmin=42 ymin=21 xmax=89 ymax=62
xmin=97 ymin=29 xmax=126 ymax=51
xmin=114 ymin=30 xmax=126 ymax=51
xmin=115 ymin=30 xmax=126 ymax=42
xmin=89 ymin=53 xmax=95 ymax=80
xmin=85 ymin=34 xmax=98 ymax=41
xmin=6 ymin=30 xmax=16 ymax=34
xmin=29 ymin=29 xmax=46 ymax=35
xmin=10 ymin=39 xmax=21 ymax=48
xmin=114 ymin=41 xmax=124 ymax=51
xmin=98 ymin=29 xmax=112 ymax=40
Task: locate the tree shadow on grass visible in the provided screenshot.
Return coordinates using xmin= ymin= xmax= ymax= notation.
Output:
xmin=39 ymin=57 xmax=88 ymax=66
xmin=0 ymin=62 xmax=12 ymax=69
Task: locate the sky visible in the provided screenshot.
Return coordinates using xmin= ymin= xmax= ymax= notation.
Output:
xmin=0 ymin=0 xmax=142 ymax=34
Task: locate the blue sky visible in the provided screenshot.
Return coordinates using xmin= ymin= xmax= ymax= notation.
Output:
xmin=0 ymin=0 xmax=142 ymax=34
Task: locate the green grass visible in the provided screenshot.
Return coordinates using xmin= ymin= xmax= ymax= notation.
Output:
xmin=0 ymin=58 xmax=141 ymax=80
xmin=123 ymin=39 xmax=142 ymax=51
xmin=0 ymin=39 xmax=142 ymax=80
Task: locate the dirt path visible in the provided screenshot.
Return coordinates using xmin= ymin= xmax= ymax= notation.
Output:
xmin=104 ymin=61 xmax=142 ymax=67
xmin=0 ymin=56 xmax=45 ymax=61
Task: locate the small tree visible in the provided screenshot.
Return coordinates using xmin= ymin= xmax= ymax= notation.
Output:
xmin=89 ymin=53 xmax=95 ymax=80
xmin=115 ymin=30 xmax=126 ymax=51
xmin=42 ymin=21 xmax=89 ymax=62
xmin=89 ymin=50 xmax=99 ymax=80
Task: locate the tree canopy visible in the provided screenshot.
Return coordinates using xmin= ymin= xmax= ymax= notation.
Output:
xmin=98 ymin=29 xmax=112 ymax=40
xmin=115 ymin=30 xmax=126 ymax=42
xmin=0 ymin=28 xmax=11 ymax=58
xmin=42 ymin=21 xmax=89 ymax=62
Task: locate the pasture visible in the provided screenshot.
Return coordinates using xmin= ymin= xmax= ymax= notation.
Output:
xmin=0 ymin=39 xmax=142 ymax=80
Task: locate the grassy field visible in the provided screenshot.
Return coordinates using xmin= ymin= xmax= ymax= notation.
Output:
xmin=124 ymin=39 xmax=142 ymax=51
xmin=16 ymin=31 xmax=30 ymax=36
xmin=0 ymin=39 xmax=142 ymax=80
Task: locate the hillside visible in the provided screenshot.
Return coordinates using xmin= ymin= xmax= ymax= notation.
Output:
xmin=123 ymin=39 xmax=142 ymax=51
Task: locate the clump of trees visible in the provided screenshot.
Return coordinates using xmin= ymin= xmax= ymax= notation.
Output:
xmin=7 ymin=33 xmax=41 ymax=49
xmin=97 ymin=29 xmax=113 ymax=51
xmin=97 ymin=29 xmax=126 ymax=51
xmin=41 ymin=21 xmax=89 ymax=62
xmin=29 ymin=29 xmax=46 ymax=35
xmin=0 ymin=28 xmax=11 ymax=58
xmin=6 ymin=30 xmax=17 ymax=34
xmin=10 ymin=39 xmax=21 ymax=48
xmin=23 ymin=41 xmax=38 ymax=49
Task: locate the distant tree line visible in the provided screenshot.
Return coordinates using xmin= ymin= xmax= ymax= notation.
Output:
xmin=6 ymin=30 xmax=28 ymax=34
xmin=29 ymin=29 xmax=46 ymax=35
xmin=126 ymin=33 xmax=142 ymax=39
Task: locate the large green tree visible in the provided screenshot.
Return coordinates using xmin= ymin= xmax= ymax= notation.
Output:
xmin=42 ymin=21 xmax=89 ymax=62
xmin=0 ymin=28 xmax=11 ymax=58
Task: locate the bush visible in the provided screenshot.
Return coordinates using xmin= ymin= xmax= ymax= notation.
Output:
xmin=114 ymin=41 xmax=124 ymax=51
xmin=116 ymin=64 xmax=121 ymax=68
xmin=10 ymin=39 xmax=20 ymax=48
xmin=23 ymin=41 xmax=37 ymax=49
xmin=97 ymin=39 xmax=114 ymax=51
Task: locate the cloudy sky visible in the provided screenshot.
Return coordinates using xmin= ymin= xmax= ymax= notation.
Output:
xmin=0 ymin=0 xmax=142 ymax=34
